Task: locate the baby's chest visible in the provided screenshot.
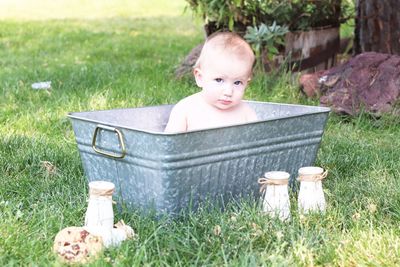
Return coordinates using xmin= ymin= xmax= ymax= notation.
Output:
xmin=187 ymin=107 xmax=246 ymax=130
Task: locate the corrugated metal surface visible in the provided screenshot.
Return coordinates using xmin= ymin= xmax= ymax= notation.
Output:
xmin=68 ymin=101 xmax=330 ymax=215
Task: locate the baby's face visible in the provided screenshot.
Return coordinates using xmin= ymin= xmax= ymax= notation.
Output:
xmin=194 ymin=52 xmax=252 ymax=110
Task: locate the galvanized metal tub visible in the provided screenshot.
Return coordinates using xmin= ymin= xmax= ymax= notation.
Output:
xmin=68 ymin=101 xmax=330 ymax=215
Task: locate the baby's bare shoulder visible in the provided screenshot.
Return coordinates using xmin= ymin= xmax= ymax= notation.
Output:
xmin=182 ymin=93 xmax=201 ymax=104
xmin=239 ymin=101 xmax=258 ymax=121
xmin=237 ymin=101 xmax=253 ymax=111
xmin=174 ymin=93 xmax=201 ymax=109
xmin=165 ymin=93 xmax=202 ymax=133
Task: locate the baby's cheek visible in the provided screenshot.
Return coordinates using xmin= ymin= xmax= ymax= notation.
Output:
xmin=209 ymin=87 xmax=222 ymax=97
xmin=235 ymin=89 xmax=245 ymax=99
xmin=202 ymin=89 xmax=219 ymax=102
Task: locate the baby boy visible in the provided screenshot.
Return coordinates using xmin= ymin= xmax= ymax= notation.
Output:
xmin=165 ymin=32 xmax=257 ymax=133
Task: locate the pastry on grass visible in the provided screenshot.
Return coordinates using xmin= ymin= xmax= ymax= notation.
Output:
xmin=53 ymin=226 xmax=103 ymax=264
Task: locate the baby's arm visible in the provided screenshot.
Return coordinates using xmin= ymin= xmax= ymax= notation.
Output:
xmin=164 ymin=102 xmax=188 ymax=133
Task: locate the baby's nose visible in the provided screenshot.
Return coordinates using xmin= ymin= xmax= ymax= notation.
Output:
xmin=222 ymin=85 xmax=233 ymax=96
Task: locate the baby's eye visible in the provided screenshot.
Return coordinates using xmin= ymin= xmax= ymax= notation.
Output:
xmin=234 ymin=80 xmax=243 ymax=85
xmin=215 ymin=78 xmax=223 ymax=83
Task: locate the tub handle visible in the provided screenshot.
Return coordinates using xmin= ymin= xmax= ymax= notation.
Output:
xmin=92 ymin=124 xmax=126 ymax=159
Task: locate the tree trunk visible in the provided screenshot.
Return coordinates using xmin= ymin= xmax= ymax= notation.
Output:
xmin=354 ymin=0 xmax=400 ymax=55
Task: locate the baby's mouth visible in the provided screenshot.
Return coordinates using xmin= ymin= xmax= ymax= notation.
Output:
xmin=218 ymin=99 xmax=232 ymax=105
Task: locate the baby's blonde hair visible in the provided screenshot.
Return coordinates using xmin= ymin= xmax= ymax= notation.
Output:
xmin=195 ymin=31 xmax=255 ymax=69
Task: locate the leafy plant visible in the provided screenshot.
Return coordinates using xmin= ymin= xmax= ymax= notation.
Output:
xmin=186 ymin=0 xmax=353 ymax=32
xmin=244 ymin=22 xmax=288 ymax=71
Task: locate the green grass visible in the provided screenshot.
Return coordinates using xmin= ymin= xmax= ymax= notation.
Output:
xmin=1 ymin=1 xmax=400 ymax=266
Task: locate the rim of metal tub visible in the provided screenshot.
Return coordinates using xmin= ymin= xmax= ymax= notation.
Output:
xmin=67 ymin=100 xmax=331 ymax=136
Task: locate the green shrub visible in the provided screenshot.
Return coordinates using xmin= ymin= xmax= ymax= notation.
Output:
xmin=186 ymin=0 xmax=353 ymax=32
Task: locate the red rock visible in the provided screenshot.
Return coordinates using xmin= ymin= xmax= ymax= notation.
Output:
xmin=299 ymin=52 xmax=400 ymax=116
xmin=319 ymin=52 xmax=400 ymax=116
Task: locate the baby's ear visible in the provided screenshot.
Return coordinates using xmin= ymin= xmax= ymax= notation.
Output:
xmin=193 ymin=68 xmax=203 ymax=87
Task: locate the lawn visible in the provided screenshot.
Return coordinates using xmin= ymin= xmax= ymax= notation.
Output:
xmin=1 ymin=0 xmax=400 ymax=266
